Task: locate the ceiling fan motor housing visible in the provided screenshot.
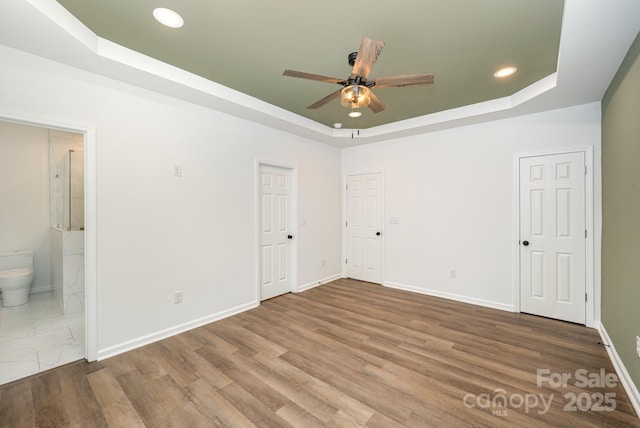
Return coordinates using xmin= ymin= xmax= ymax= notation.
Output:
xmin=346 ymin=75 xmax=375 ymax=88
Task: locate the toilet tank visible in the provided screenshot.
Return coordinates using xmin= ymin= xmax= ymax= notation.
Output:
xmin=0 ymin=250 xmax=34 ymax=271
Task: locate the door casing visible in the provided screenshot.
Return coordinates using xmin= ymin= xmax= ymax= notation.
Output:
xmin=0 ymin=111 xmax=97 ymax=362
xmin=514 ymin=147 xmax=596 ymax=327
xmin=343 ymin=170 xmax=385 ymax=284
xmin=255 ymin=160 xmax=298 ymax=302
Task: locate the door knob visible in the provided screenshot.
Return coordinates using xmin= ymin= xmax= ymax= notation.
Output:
xmin=522 ymin=240 xmax=529 ymax=246
xmin=376 ymin=232 xmax=381 ymax=236
xmin=287 ymin=235 xmax=293 ymax=239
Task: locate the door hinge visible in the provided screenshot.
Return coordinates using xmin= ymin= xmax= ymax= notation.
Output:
xmin=585 ymin=293 xmax=588 ymax=302
xmin=345 ymin=258 xmax=348 ymax=264
xmin=585 ymin=229 xmax=587 ymax=238
xmin=585 ymin=165 xmax=587 ymax=175
xmin=345 ymin=221 xmax=348 ymax=227
xmin=346 ymin=183 xmax=348 ymax=190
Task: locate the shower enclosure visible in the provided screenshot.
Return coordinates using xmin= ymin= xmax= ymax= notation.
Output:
xmin=50 ymin=131 xmax=85 ymax=314
xmin=53 ymin=149 xmax=84 ymax=231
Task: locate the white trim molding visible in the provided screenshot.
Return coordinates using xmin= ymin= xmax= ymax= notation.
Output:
xmin=97 ymin=301 xmax=258 ymax=360
xmin=384 ymin=280 xmax=515 ymax=313
xmin=10 ymin=0 xmax=640 ymax=147
xmin=597 ymin=322 xmax=640 ymax=418
xmin=0 ymin=110 xmax=98 ymax=362
xmin=254 ymin=159 xmax=299 ymax=301
xmin=342 ymin=170 xmax=385 ymax=284
xmin=298 ymin=273 xmax=342 ymax=293
xmin=30 ymin=285 xmax=53 ymax=294
xmin=513 ymin=147 xmax=597 ymax=328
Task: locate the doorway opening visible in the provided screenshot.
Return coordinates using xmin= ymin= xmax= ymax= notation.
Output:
xmin=0 ymin=114 xmax=96 ymax=385
xmin=516 ymin=149 xmax=595 ymax=326
xmin=257 ymin=162 xmax=298 ymax=301
xmin=345 ymin=172 xmax=384 ymax=284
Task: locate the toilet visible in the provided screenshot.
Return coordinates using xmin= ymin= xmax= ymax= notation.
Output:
xmin=0 ymin=250 xmax=34 ymax=307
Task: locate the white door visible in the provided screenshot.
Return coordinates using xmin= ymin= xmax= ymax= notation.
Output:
xmin=346 ymin=173 xmax=383 ymax=283
xmin=520 ymin=152 xmax=586 ymax=324
xmin=260 ymin=165 xmax=293 ymax=300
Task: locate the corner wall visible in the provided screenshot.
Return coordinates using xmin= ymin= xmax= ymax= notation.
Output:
xmin=342 ymin=103 xmax=602 ymax=311
xmin=601 ymin=32 xmax=640 ymax=394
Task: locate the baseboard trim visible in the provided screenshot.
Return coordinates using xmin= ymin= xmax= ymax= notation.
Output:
xmin=30 ymin=285 xmax=53 ymax=294
xmin=597 ymin=322 xmax=640 ymax=418
xmin=96 ymin=301 xmax=258 ymax=361
xmin=98 ymin=273 xmax=344 ymax=361
xmin=383 ymin=280 xmax=515 ymax=313
xmin=298 ymin=273 xmax=342 ymax=292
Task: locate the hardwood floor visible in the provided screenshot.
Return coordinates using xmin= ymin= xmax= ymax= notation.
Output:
xmin=1 ymin=278 xmax=638 ymax=427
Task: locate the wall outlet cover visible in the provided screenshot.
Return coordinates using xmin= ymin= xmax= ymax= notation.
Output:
xmin=174 ymin=291 xmax=183 ymax=304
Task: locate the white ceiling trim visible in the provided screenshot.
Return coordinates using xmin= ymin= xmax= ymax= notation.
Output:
xmin=4 ymin=0 xmax=640 ymax=148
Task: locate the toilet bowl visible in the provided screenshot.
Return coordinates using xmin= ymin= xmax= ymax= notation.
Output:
xmin=0 ymin=268 xmax=34 ymax=307
xmin=0 ymin=250 xmax=35 ymax=307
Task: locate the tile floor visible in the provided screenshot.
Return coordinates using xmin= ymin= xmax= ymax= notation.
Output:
xmin=0 ymin=292 xmax=84 ymax=385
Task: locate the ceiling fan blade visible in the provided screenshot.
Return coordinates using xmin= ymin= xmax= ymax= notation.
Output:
xmin=351 ymin=37 xmax=385 ymax=79
xmin=373 ymin=73 xmax=435 ymax=88
xmin=307 ymin=90 xmax=342 ymax=109
xmin=283 ymin=69 xmax=344 ymax=85
xmin=367 ymin=91 xmax=386 ymax=114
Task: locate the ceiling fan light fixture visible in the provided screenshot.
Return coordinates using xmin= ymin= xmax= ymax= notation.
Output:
xmin=153 ymin=8 xmax=184 ymax=28
xmin=341 ymin=85 xmax=371 ymax=108
xmin=494 ymin=66 xmax=517 ymax=78
xmin=348 ymin=111 xmax=362 ymax=118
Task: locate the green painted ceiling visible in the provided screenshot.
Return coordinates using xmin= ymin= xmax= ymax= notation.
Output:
xmin=55 ymin=0 xmax=564 ymax=129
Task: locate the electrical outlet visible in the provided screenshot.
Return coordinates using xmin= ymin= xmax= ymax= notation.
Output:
xmin=636 ymin=336 xmax=640 ymax=358
xmin=174 ymin=291 xmax=183 ymax=304
xmin=173 ymin=165 xmax=183 ymax=177
xmin=450 ymin=269 xmax=457 ymax=279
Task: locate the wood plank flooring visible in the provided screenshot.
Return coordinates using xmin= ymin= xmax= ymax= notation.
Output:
xmin=1 ymin=278 xmax=638 ymax=427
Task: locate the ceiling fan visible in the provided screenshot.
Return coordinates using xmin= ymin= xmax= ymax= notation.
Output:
xmin=282 ymin=37 xmax=435 ymax=114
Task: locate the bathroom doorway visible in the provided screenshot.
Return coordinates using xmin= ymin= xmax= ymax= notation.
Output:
xmin=0 ymin=120 xmax=87 ymax=385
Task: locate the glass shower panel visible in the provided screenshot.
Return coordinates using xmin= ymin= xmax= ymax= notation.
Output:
xmin=49 ymin=130 xmax=84 ymax=231
xmin=69 ymin=150 xmax=84 ymax=231
xmin=57 ymin=150 xmax=84 ymax=231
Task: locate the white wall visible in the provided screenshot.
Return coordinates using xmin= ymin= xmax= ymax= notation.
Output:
xmin=0 ymin=46 xmax=342 ymax=356
xmin=342 ymin=103 xmax=602 ymax=311
xmin=0 ymin=121 xmax=52 ymax=292
xmin=0 ymin=42 xmax=602 ymax=360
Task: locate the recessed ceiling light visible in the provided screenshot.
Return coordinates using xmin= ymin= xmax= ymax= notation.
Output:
xmin=333 ymin=123 xmax=343 ymax=129
xmin=494 ymin=66 xmax=517 ymax=78
xmin=153 ymin=8 xmax=184 ymax=28
xmin=348 ymin=111 xmax=362 ymax=118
